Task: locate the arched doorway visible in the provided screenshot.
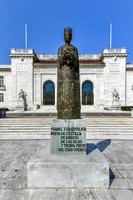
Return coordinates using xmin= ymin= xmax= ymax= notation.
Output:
xmin=82 ymin=80 xmax=94 ymax=105
xmin=43 ymin=80 xmax=55 ymax=105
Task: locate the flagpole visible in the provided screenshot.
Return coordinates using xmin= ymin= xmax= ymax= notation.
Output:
xmin=25 ymin=24 xmax=28 ymax=49
xmin=110 ymin=23 xmax=112 ymax=49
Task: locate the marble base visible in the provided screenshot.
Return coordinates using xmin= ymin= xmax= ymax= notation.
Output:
xmin=28 ymin=189 xmax=94 ymax=200
xmin=16 ymin=105 xmax=24 ymax=112
xmin=104 ymin=106 xmax=121 ymax=111
xmin=27 ymin=144 xmax=109 ymax=189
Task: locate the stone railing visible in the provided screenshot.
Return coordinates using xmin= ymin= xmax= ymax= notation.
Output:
xmin=11 ymin=49 xmax=34 ymax=54
xmin=37 ymin=54 xmax=101 ymax=60
xmin=37 ymin=54 xmax=57 ymax=60
xmin=103 ymin=48 xmax=127 ymax=54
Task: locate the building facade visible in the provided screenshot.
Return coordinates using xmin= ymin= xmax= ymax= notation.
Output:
xmin=0 ymin=48 xmax=133 ymax=113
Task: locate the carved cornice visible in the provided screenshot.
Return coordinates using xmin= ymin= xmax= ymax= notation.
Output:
xmin=102 ymin=48 xmax=128 ymax=57
xmin=10 ymin=49 xmax=39 ymax=62
xmin=102 ymin=53 xmax=128 ymax=57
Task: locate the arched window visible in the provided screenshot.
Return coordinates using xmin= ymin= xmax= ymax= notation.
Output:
xmin=43 ymin=81 xmax=55 ymax=105
xmin=82 ymin=80 xmax=94 ymax=105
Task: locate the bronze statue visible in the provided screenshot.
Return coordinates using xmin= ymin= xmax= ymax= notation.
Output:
xmin=57 ymin=27 xmax=81 ymax=119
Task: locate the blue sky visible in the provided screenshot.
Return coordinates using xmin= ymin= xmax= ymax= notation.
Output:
xmin=0 ymin=0 xmax=133 ymax=63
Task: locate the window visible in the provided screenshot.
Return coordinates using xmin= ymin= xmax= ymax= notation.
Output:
xmin=43 ymin=81 xmax=55 ymax=105
xmin=0 ymin=76 xmax=4 ymax=87
xmin=82 ymin=80 xmax=94 ymax=105
xmin=0 ymin=93 xmax=4 ymax=102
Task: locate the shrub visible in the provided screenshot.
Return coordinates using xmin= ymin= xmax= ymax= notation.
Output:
xmin=121 ymin=106 xmax=133 ymax=111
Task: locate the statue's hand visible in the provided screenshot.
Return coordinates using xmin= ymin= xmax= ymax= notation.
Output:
xmin=58 ymin=46 xmax=77 ymax=66
xmin=64 ymin=49 xmax=76 ymax=65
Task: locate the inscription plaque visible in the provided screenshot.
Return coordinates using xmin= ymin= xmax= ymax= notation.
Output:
xmin=51 ymin=119 xmax=86 ymax=155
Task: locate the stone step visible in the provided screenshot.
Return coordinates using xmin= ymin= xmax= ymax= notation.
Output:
xmin=0 ymin=122 xmax=133 ymax=125
xmin=0 ymin=124 xmax=132 ymax=128
xmin=0 ymin=117 xmax=133 ymax=140
xmin=0 ymin=126 xmax=50 ymax=129
xmin=0 ymin=126 xmax=133 ymax=131
xmin=0 ymin=121 xmax=51 ymax=124
xmin=0 ymin=130 xmax=50 ymax=133
xmin=0 ymin=119 xmax=133 ymax=123
xmin=87 ymin=131 xmax=133 ymax=134
xmin=0 ymin=134 xmax=133 ymax=140
xmin=1 ymin=119 xmax=133 ymax=122
xmin=1 ymin=123 xmax=128 ymax=125
xmin=87 ymin=127 xmax=133 ymax=130
xmin=0 ymin=125 xmax=133 ymax=130
xmin=0 ymin=132 xmax=50 ymax=134
xmin=1 ymin=118 xmax=133 ymax=122
xmin=0 ymin=125 xmax=50 ymax=127
xmin=0 ymin=130 xmax=132 ymax=134
xmin=1 ymin=123 xmax=133 ymax=126
xmin=1 ymin=122 xmax=133 ymax=126
xmin=0 ymin=130 xmax=133 ymax=134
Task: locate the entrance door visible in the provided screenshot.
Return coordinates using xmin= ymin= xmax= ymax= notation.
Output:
xmin=43 ymin=80 xmax=55 ymax=105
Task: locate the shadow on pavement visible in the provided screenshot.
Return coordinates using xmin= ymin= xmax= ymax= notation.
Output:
xmin=86 ymin=143 xmax=97 ymax=154
xmin=86 ymin=139 xmax=114 ymax=187
xmin=86 ymin=139 xmax=111 ymax=154
xmin=109 ymin=168 xmax=115 ymax=187
xmin=96 ymin=139 xmax=111 ymax=152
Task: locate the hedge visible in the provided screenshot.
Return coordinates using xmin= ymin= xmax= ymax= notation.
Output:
xmin=121 ymin=106 xmax=133 ymax=111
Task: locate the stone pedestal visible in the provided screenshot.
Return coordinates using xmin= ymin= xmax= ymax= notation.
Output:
xmin=111 ymin=105 xmax=121 ymax=110
xmin=27 ymin=143 xmax=109 ymax=189
xmin=16 ymin=106 xmax=24 ymax=112
xmin=51 ymin=119 xmax=86 ymax=155
xmin=16 ymin=99 xmax=24 ymax=112
xmin=27 ymin=119 xmax=109 ymax=192
xmin=104 ymin=106 xmax=121 ymax=111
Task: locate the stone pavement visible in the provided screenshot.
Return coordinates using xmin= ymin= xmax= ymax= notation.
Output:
xmin=0 ymin=139 xmax=133 ymax=199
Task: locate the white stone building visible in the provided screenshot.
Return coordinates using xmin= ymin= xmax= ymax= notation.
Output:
xmin=0 ymin=48 xmax=132 ymax=113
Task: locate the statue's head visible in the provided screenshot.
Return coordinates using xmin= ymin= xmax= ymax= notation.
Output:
xmin=64 ymin=27 xmax=72 ymax=45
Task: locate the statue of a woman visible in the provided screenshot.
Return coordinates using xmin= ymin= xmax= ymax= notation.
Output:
xmin=18 ymin=89 xmax=28 ymax=111
xmin=112 ymin=89 xmax=120 ymax=106
xmin=57 ymin=27 xmax=81 ymax=119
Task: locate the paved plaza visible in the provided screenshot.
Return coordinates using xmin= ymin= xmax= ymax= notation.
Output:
xmin=0 ymin=138 xmax=133 ymax=199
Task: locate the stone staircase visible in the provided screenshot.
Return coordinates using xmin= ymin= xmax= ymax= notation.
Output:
xmin=0 ymin=117 xmax=133 ymax=140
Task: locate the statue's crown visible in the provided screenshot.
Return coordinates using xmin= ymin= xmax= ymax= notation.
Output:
xmin=64 ymin=27 xmax=72 ymax=34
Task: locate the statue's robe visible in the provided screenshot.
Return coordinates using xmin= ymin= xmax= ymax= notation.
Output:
xmin=57 ymin=44 xmax=81 ymax=119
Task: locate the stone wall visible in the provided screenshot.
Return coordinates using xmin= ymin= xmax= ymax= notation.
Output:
xmin=0 ymin=67 xmax=12 ymax=108
xmin=10 ymin=49 xmax=34 ymax=110
xmin=126 ymin=64 xmax=133 ymax=105
xmin=103 ymin=49 xmax=127 ymax=107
